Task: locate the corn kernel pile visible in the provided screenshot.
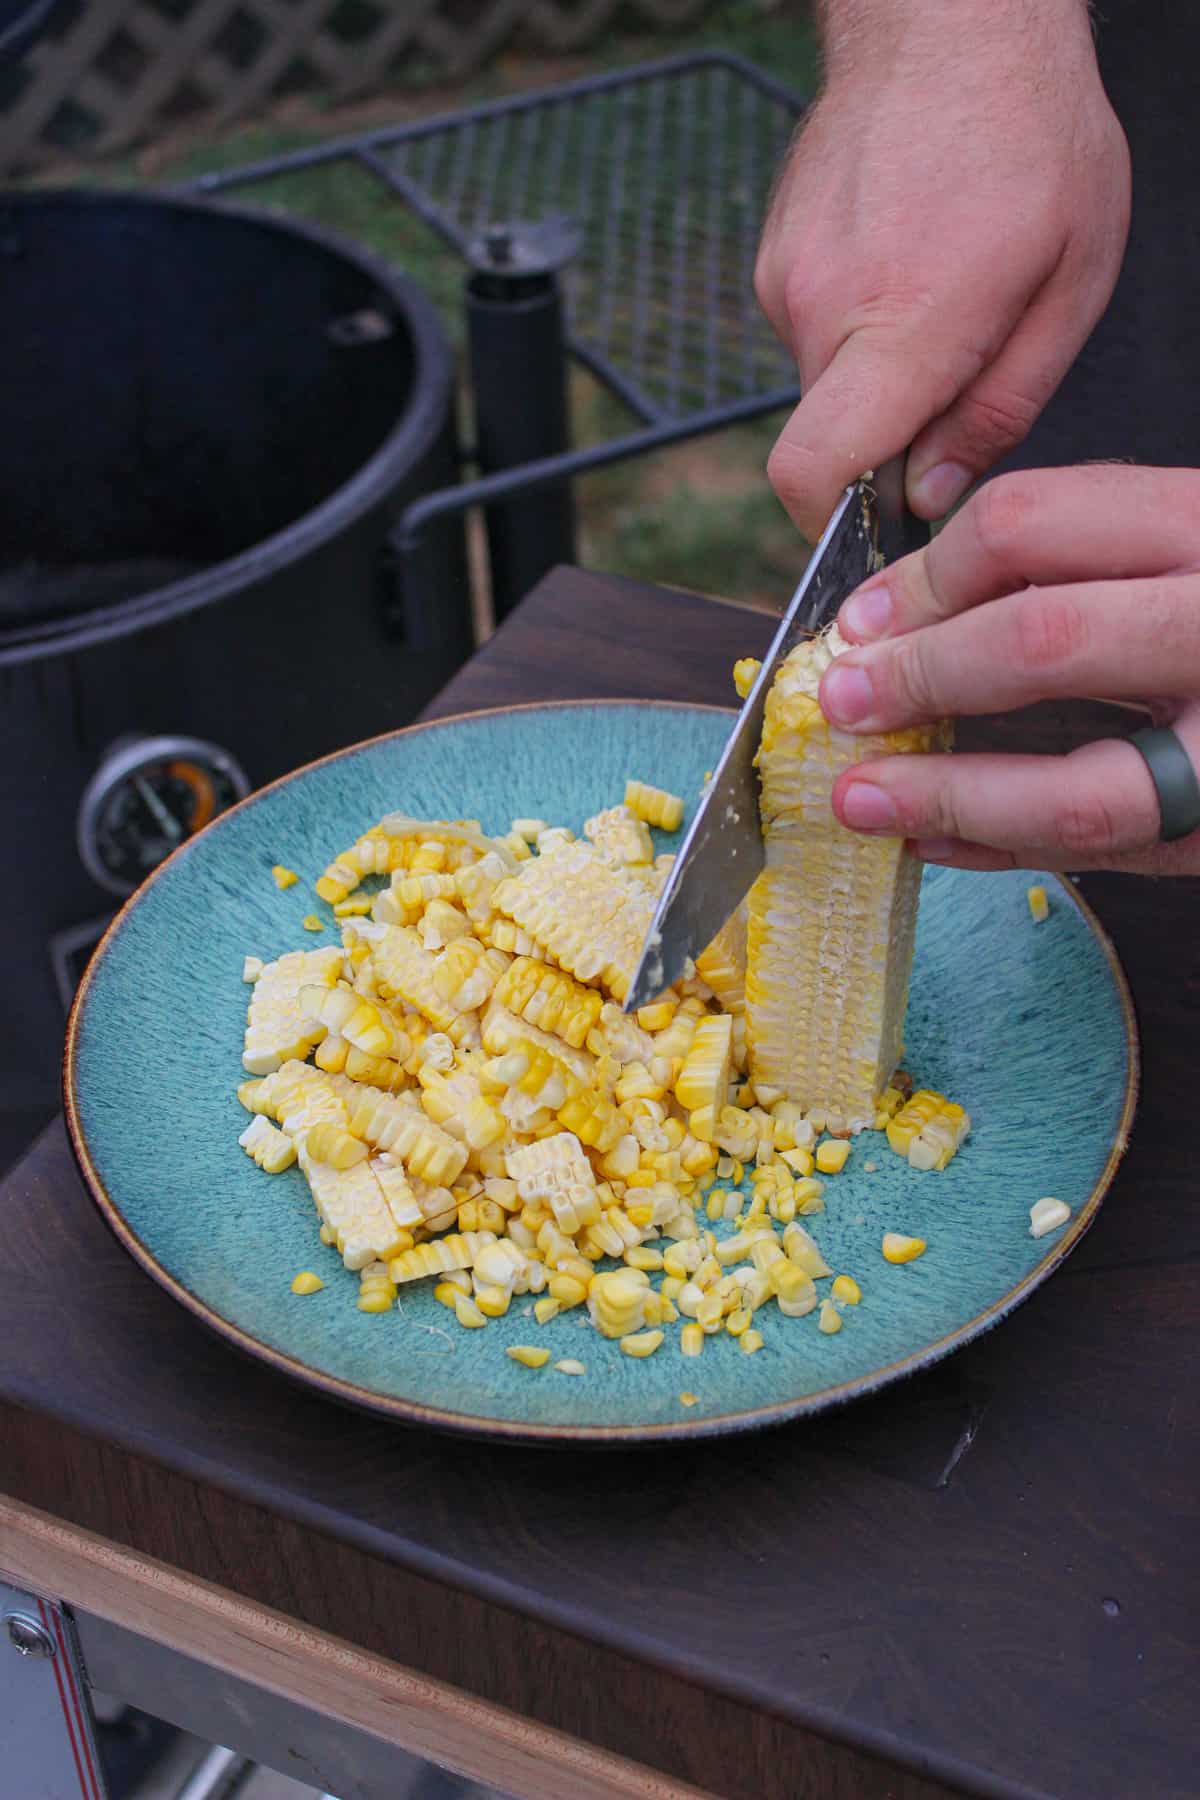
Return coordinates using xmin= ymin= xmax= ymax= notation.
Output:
xmin=235 ymin=776 xmax=969 ymax=1373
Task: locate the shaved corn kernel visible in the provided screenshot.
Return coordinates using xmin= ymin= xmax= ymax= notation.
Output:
xmin=739 ymin=1329 xmax=764 ymax=1355
xmin=290 ymin=1271 xmax=324 ymax=1294
xmin=815 ymin=1139 xmax=850 ymax=1175
xmin=817 ymin=1298 xmax=842 ymax=1333
xmin=301 ymin=914 xmax=324 ymax=932
xmin=831 ymin=1274 xmax=861 ymax=1305
xmin=1027 ymin=884 xmax=1050 ymax=923
xmin=454 ymin=1295 xmax=487 ymax=1328
xmin=619 ymin=1328 xmax=665 ymax=1358
xmin=271 ymin=864 xmax=299 ymax=889
xmin=678 ymin=1390 xmax=700 ymax=1406
xmin=507 ymin=1345 xmax=551 ymax=1368
xmin=1030 ymin=1196 xmax=1071 ymax=1237
xmin=554 ymin=1359 xmax=586 ymax=1375
xmin=882 ymin=1232 xmax=927 ymax=1264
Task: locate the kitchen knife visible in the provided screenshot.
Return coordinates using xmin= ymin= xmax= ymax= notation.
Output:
xmin=623 ymin=457 xmax=925 ymax=1013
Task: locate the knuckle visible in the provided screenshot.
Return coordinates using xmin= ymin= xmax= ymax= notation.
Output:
xmin=970 ymin=473 xmax=1041 ymax=560
xmin=1013 ymin=590 xmax=1089 ymax=675
xmin=957 ymin=385 xmax=1042 ymax=456
xmin=1052 ymin=786 xmax=1121 ymax=858
xmin=887 ymin=633 xmax=941 ymax=720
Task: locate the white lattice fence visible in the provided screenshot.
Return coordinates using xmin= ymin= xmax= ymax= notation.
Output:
xmin=0 ymin=0 xmax=715 ymax=173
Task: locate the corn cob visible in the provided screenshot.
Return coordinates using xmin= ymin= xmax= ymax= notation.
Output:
xmin=624 ymin=779 xmax=684 ymax=832
xmin=242 ymin=946 xmax=343 ymax=1075
xmin=746 ymin=628 xmax=945 ymax=1130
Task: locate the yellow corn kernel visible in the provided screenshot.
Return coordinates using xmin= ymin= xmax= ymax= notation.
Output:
xmin=696 ymin=1293 xmax=725 ymax=1334
xmin=732 ymin=657 xmax=761 ymax=699
xmin=636 ymin=998 xmax=678 ymax=1033
xmin=625 ymin=1245 xmax=664 ymax=1271
xmin=290 ymin=1271 xmax=324 ymax=1295
xmin=304 ymin=1122 xmax=368 ymax=1170
xmin=238 ymin=1115 xmax=298 ymax=1174
xmin=818 ymin=1298 xmax=842 ymax=1334
xmin=554 ymin=1359 xmax=586 ymax=1375
xmin=534 ymin=1296 xmax=561 ymax=1325
xmin=271 ymin=864 xmax=299 ymax=889
xmin=740 ymin=1329 xmax=764 ymax=1355
xmin=624 ymin=779 xmax=685 ymax=833
xmin=793 ymin=1177 xmax=825 ymax=1216
xmin=680 ymin=1322 xmax=704 ymax=1357
xmin=882 ymin=1232 xmax=927 ymax=1264
xmin=1027 ymin=884 xmax=1050 ymax=923
xmin=831 ymin=1274 xmax=862 ymax=1305
xmin=547 ymin=1274 xmax=589 ymax=1310
xmin=725 ymin=1306 xmax=752 ymax=1337
xmin=433 ymin=1281 xmax=461 ymax=1310
xmin=780 ymin=1146 xmax=814 ymax=1177
xmin=660 ymin=1276 xmax=685 ymax=1302
xmin=783 ymin=1221 xmax=832 ymax=1278
xmin=619 ymin=1328 xmax=665 ymax=1359
xmin=625 ymin=1202 xmax=655 ymax=1229
xmin=358 ymin=1267 xmax=397 ymax=1313
xmin=319 ymin=1224 xmax=336 ymax=1246
xmin=507 ymin=1345 xmax=551 ymax=1368
xmin=454 ymin=1295 xmax=487 ymax=1329
xmin=473 ymin=1282 xmax=511 ymax=1318
xmin=301 ymin=914 xmax=324 ymax=932
xmin=815 ymin=1139 xmax=850 ymax=1175
xmin=679 ymin=1390 xmax=700 ymax=1406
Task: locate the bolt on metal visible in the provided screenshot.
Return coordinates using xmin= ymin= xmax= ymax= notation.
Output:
xmin=5 ymin=1612 xmax=55 ymax=1658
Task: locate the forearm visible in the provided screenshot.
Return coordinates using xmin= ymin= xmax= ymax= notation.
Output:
xmin=814 ymin=0 xmax=1096 ymax=86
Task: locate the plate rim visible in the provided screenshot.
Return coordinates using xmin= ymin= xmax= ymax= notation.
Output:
xmin=64 ymin=698 xmax=1141 ymax=1445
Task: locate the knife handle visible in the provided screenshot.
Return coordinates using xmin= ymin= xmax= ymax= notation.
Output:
xmin=873 ymin=452 xmax=929 ymax=565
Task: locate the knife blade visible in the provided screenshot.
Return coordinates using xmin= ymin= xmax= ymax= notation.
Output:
xmin=624 ymin=460 xmax=924 ymax=1013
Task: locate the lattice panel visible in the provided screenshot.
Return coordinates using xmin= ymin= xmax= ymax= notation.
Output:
xmin=0 ymin=0 xmax=717 ymax=173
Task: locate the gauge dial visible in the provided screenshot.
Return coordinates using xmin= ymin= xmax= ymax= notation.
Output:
xmin=77 ymin=735 xmax=250 ymax=896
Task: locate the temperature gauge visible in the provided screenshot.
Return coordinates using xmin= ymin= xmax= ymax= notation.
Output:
xmin=77 ymin=735 xmax=250 ymax=896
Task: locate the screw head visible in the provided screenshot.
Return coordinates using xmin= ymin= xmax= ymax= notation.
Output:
xmin=5 ymin=1613 xmax=55 ymax=1658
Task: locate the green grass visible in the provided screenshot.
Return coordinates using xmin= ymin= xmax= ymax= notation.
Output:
xmin=40 ymin=0 xmax=819 ymax=610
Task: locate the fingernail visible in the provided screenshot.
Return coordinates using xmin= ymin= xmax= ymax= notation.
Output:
xmin=821 ymin=663 xmax=875 ymax=725
xmin=910 ymin=460 xmax=972 ymax=518
xmin=914 ymin=837 xmax=959 ymax=862
xmin=840 ymin=580 xmax=893 ymax=642
xmin=840 ymin=782 xmax=899 ymax=832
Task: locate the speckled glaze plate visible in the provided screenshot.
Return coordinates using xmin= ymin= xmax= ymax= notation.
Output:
xmin=65 ymin=701 xmax=1137 ymax=1443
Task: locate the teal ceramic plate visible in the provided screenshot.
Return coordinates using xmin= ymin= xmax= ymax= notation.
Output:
xmin=65 ymin=702 xmax=1137 ymax=1443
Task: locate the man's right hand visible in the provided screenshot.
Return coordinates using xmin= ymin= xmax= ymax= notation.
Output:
xmin=754 ymin=0 xmax=1131 ymax=540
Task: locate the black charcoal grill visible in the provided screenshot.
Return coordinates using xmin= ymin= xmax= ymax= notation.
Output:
xmin=1 ymin=189 xmax=469 ymax=1157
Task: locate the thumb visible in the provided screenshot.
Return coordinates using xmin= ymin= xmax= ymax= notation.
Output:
xmin=767 ymin=326 xmax=977 ymax=542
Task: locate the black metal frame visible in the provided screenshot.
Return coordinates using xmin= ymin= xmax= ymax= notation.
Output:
xmin=185 ymin=50 xmax=807 ymax=617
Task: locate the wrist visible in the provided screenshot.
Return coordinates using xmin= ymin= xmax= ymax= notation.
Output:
xmin=817 ymin=0 xmax=1095 ymax=89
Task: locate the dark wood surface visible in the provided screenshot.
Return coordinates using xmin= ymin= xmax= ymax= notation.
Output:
xmin=2 ymin=567 xmax=1198 ymax=1800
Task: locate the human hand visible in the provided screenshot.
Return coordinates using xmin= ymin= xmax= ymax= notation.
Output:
xmin=754 ymin=0 xmax=1131 ymax=540
xmin=816 ymin=466 xmax=1200 ymax=876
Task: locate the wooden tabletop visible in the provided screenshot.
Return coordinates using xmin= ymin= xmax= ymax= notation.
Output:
xmin=2 ymin=567 xmax=1198 ymax=1800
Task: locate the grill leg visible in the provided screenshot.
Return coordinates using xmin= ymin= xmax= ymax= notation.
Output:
xmin=465 ymin=267 xmax=577 ymax=622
